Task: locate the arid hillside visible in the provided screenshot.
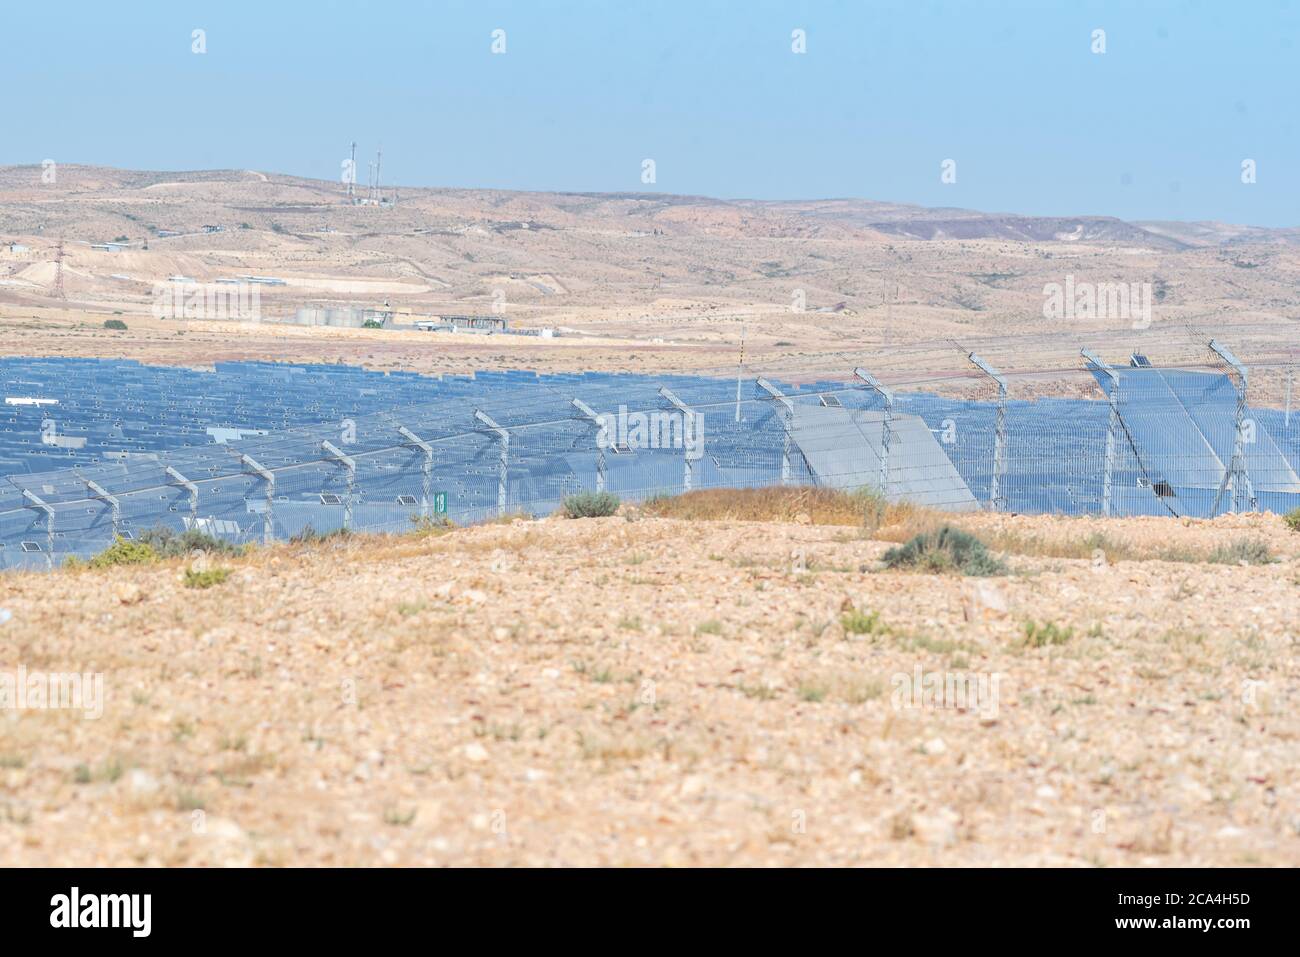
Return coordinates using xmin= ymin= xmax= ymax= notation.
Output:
xmin=0 ymin=494 xmax=1294 ymax=866
xmin=2 ymin=165 xmax=1299 ymax=396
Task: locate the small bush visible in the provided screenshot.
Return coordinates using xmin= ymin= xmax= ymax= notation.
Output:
xmin=103 ymin=319 xmax=128 ymax=331
xmin=85 ymin=536 xmax=158 ymax=569
xmin=410 ymin=514 xmax=455 ymax=536
xmin=562 ymin=491 xmax=620 ymax=519
xmin=290 ymin=524 xmax=351 ymax=544
xmin=1284 ymin=508 xmax=1300 ymax=533
xmin=882 ymin=525 xmax=1006 ymax=576
xmin=1023 ymin=620 xmax=1073 ymax=647
xmin=362 ymin=318 xmax=384 ymax=329
xmin=841 ymin=606 xmax=884 ymax=635
xmin=184 ymin=567 xmax=231 ymax=589
xmin=138 ymin=526 xmax=239 ymax=558
xmin=1207 ymin=537 xmax=1274 ymax=566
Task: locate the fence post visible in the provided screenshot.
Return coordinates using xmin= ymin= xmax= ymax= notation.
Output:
xmin=967 ymin=352 xmax=1008 ymax=512
xmin=321 ymin=440 xmax=357 ymax=530
xmin=756 ymin=377 xmax=794 ymax=485
xmin=396 ymin=425 xmax=434 ymax=517
xmin=853 ymin=368 xmax=894 ymax=497
xmin=1208 ymin=339 xmax=1254 ymax=514
xmin=474 ymin=410 xmax=509 ymax=516
xmin=1082 ymin=350 xmax=1119 ymax=517
xmin=165 ymin=465 xmax=199 ymax=525
xmin=83 ymin=478 xmax=121 ymax=537
xmin=571 ymin=398 xmax=608 ymax=493
xmin=21 ymin=489 xmax=54 ymax=568
xmin=240 ymin=454 xmax=275 ymax=544
xmin=657 ymin=387 xmax=699 ymax=492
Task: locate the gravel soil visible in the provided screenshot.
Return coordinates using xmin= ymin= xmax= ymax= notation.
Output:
xmin=0 ymin=511 xmax=1294 ymax=866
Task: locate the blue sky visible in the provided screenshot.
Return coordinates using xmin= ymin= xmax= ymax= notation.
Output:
xmin=3 ymin=0 xmax=1296 ymax=225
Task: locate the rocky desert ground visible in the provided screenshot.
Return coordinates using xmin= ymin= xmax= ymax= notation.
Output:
xmin=0 ymin=498 xmax=1294 ymax=867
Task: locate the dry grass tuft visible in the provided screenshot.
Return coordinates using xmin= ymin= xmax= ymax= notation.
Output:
xmin=640 ymin=486 xmax=925 ymax=529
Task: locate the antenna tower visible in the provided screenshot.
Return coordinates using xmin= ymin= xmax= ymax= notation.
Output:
xmin=347 ymin=141 xmax=357 ymax=203
xmin=52 ymin=239 xmax=66 ymax=300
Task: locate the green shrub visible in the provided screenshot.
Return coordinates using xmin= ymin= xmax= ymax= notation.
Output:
xmin=1284 ymin=508 xmax=1300 ymax=533
xmin=562 ymin=491 xmax=620 ymax=519
xmin=138 ymin=526 xmax=240 ymax=558
xmin=103 ymin=319 xmax=128 ymax=331
xmin=1023 ymin=620 xmax=1073 ymax=647
xmin=1207 ymin=537 xmax=1274 ymax=566
xmin=362 ymin=319 xmax=384 ymax=329
xmin=184 ymin=567 xmax=231 ymax=589
xmin=841 ymin=606 xmax=884 ymax=635
xmin=882 ymin=525 xmax=1006 ymax=576
xmin=410 ymin=514 xmax=455 ymax=536
xmin=85 ymin=536 xmax=158 ymax=568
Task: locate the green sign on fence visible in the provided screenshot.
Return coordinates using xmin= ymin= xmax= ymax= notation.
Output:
xmin=433 ymin=491 xmax=448 ymax=515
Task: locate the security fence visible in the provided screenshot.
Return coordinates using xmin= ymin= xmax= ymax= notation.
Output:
xmin=1 ymin=344 xmax=1298 ymax=570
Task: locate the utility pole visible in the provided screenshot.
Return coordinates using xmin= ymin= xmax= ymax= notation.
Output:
xmin=52 ymin=239 xmax=65 ymax=300
xmin=347 ymin=141 xmax=357 ymax=203
xmin=734 ymin=324 xmax=746 ymax=422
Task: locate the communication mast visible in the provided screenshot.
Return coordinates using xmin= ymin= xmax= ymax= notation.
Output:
xmin=52 ymin=239 xmax=66 ymax=300
xmin=347 ymin=141 xmax=357 ymax=203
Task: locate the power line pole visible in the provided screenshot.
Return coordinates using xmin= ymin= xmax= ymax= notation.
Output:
xmin=52 ymin=239 xmax=66 ymax=300
xmin=347 ymin=141 xmax=356 ymax=203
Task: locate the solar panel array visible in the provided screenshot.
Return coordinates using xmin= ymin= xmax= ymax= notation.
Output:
xmin=2 ymin=356 xmax=1297 ymax=570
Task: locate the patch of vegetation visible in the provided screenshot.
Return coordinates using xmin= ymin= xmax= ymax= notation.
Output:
xmin=562 ymin=491 xmax=620 ymax=518
xmin=79 ymin=536 xmax=159 ymax=569
xmin=72 ymin=758 xmax=124 ymax=784
xmin=971 ymin=271 xmax=1021 ymax=287
xmin=410 ymin=514 xmax=456 ymax=536
xmin=841 ymin=605 xmax=885 ymax=636
xmin=383 ymin=805 xmax=417 ymax=827
xmin=103 ymin=319 xmax=128 ymax=330
xmin=138 ymin=526 xmax=240 ymax=558
xmin=184 ymin=567 xmax=231 ymax=589
xmin=641 ymin=485 xmax=920 ymax=529
xmin=1207 ymin=537 xmax=1274 ymax=566
xmin=1023 ymin=620 xmax=1074 ymax=647
xmin=362 ymin=319 xmax=384 ymax=329
xmin=695 ymin=619 xmax=723 ymax=635
xmin=797 ymin=681 xmax=828 ymax=703
xmin=1284 ymin=508 xmax=1300 ymax=533
xmin=882 ymin=525 xmax=1007 ymax=576
xmin=290 ymin=525 xmax=351 ymax=544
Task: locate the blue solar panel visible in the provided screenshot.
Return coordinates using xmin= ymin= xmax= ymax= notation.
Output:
xmin=1 ymin=356 xmax=1296 ymax=568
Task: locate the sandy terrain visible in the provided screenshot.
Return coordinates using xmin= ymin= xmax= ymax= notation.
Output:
xmin=0 ymin=508 xmax=1294 ymax=866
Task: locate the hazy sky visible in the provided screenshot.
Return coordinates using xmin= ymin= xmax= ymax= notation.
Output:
xmin=4 ymin=0 xmax=1296 ymax=225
